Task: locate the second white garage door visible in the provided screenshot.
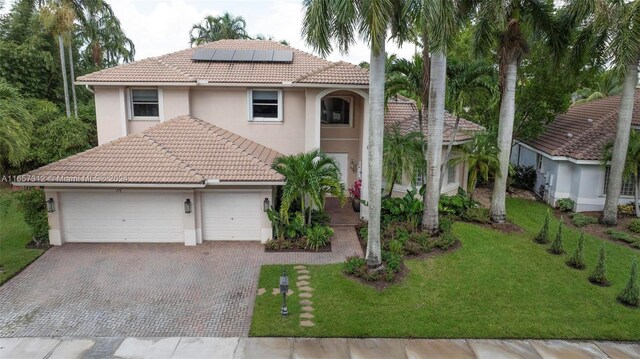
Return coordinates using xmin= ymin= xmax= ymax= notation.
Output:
xmin=60 ymin=192 xmax=184 ymax=243
xmin=202 ymin=192 xmax=261 ymax=241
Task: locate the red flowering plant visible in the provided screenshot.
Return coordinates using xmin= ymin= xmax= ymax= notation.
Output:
xmin=349 ymin=179 xmax=361 ymax=199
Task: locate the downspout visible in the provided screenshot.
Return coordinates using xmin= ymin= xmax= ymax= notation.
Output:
xmin=85 ymin=85 xmax=94 ymax=94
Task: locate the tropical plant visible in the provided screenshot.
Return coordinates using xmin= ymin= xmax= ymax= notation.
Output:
xmin=556 ymin=198 xmax=575 ymax=212
xmin=602 ymin=130 xmax=640 ymax=218
xmin=381 ymin=187 xmax=424 ymax=230
xmin=570 ymin=213 xmax=597 ymax=228
xmin=474 ymin=0 xmax=560 ymax=223
xmin=534 ymin=209 xmax=551 ymax=244
xmin=562 ymin=0 xmax=640 ymax=225
xmin=0 ymin=80 xmax=32 ymax=173
xmin=589 ymin=244 xmax=610 ymax=286
xmin=386 ymin=54 xmax=426 ymax=134
xmin=13 ymin=188 xmax=49 ymax=246
xmin=566 ymin=232 xmax=586 ymax=269
xmin=305 ymin=225 xmax=333 ymax=251
xmin=572 ymin=70 xmax=623 ymax=106
xmin=618 ymin=257 xmax=639 ymax=307
xmin=383 ymin=125 xmax=425 ymax=195
xmin=629 ymin=219 xmax=640 ymax=233
xmin=302 ymin=0 xmax=412 ymax=267
xmin=272 ymin=149 xmax=346 ymax=226
xmin=438 ymin=192 xmax=477 ymax=218
xmin=450 ymin=131 xmax=500 ymax=198
xmin=266 ymin=208 xmax=286 ymax=240
xmin=511 ymin=165 xmax=536 ymax=189
xmin=190 ymin=12 xmax=249 ymax=45
xmin=549 ymin=217 xmax=566 ymax=255
xmin=348 ymin=179 xmax=361 ymax=199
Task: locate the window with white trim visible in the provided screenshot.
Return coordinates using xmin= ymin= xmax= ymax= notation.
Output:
xmin=447 ymin=164 xmax=457 ymax=184
xmin=321 ymin=96 xmax=352 ymax=126
xmin=249 ymin=90 xmax=282 ymax=122
xmin=130 ymin=89 xmax=159 ymax=118
xmin=603 ymin=167 xmax=635 ymax=196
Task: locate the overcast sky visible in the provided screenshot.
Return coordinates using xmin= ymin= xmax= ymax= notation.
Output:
xmin=1 ymin=0 xmax=417 ymax=64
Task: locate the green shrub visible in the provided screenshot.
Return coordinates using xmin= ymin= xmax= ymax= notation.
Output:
xmin=566 ymin=233 xmax=586 ymax=270
xmin=382 ymin=251 xmax=402 ymax=272
xmin=534 ymin=209 xmax=551 ymax=244
xmin=435 ymin=230 xmax=457 ymax=250
xmin=310 ymin=209 xmax=331 ymax=226
xmin=570 ymin=213 xmax=597 ymax=228
xmin=13 ymin=189 xmax=49 ymax=246
xmin=618 ymin=257 xmax=639 ymax=307
xmin=358 ymin=225 xmax=368 ymax=241
xmin=284 ymin=212 xmax=306 ymax=239
xmin=589 ymin=244 xmax=610 ymax=286
xmin=461 ymin=207 xmax=490 ymax=223
xmin=343 ymin=256 xmax=366 ymax=275
xmin=381 ymin=187 xmax=423 ymax=228
xmin=438 ymin=216 xmax=454 ymax=233
xmin=389 ymin=239 xmax=404 ymax=255
xmin=618 ymin=202 xmax=635 ymax=216
xmin=304 ymin=225 xmax=333 ymax=251
xmin=556 ymin=198 xmax=574 ymax=212
xmin=512 ymin=165 xmax=537 ymax=189
xmin=628 ymin=219 xmax=640 ymax=233
xmin=408 ymin=232 xmax=432 ymax=251
xmin=605 ymin=229 xmax=639 ymax=244
xmin=439 ymin=193 xmax=477 ymax=217
xmin=264 ymin=238 xmax=293 ymax=250
xmin=404 ymin=240 xmax=423 ymax=255
xmin=548 ymin=217 xmax=566 ymax=255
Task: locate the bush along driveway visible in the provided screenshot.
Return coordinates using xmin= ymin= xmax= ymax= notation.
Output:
xmin=251 ymin=198 xmax=640 ymax=340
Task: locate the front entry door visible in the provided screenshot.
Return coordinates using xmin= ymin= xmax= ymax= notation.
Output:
xmin=326 ymin=153 xmax=348 ymax=187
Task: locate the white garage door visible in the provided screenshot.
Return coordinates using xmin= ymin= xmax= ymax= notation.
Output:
xmin=61 ymin=192 xmax=184 ymax=243
xmin=202 ymin=192 xmax=261 ymax=241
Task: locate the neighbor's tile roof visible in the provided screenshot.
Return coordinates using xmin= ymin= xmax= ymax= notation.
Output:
xmin=77 ymin=40 xmax=369 ymax=86
xmin=384 ymin=97 xmax=485 ymax=143
xmin=20 ymin=116 xmax=284 ymax=184
xmin=522 ymin=93 xmax=640 ymax=160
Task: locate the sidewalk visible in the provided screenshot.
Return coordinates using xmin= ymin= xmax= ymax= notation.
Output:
xmin=1 ymin=336 xmax=639 ymax=359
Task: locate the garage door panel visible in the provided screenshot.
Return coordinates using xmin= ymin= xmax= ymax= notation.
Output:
xmin=61 ymin=192 xmax=184 ymax=243
xmin=202 ymin=192 xmax=262 ymax=241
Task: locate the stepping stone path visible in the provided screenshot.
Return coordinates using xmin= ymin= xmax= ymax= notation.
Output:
xmin=295 ymin=265 xmax=316 ymax=328
xmin=271 ymin=288 xmax=294 ymax=296
xmin=257 ymin=288 xmax=266 ymax=296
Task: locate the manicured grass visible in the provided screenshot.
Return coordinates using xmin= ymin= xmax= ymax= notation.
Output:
xmin=0 ymin=190 xmax=44 ymax=285
xmin=250 ymin=198 xmax=640 ymax=339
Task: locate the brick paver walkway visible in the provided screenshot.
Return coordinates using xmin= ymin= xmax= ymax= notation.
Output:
xmin=0 ymin=228 xmax=362 ymax=338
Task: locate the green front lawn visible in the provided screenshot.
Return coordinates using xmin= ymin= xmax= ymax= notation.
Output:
xmin=0 ymin=191 xmax=44 ymax=285
xmin=251 ymin=198 xmax=640 ymax=339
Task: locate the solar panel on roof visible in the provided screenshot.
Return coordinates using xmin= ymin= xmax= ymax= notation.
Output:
xmin=272 ymin=50 xmax=293 ymax=62
xmin=232 ymin=50 xmax=255 ymax=61
xmin=191 ymin=48 xmax=216 ymax=61
xmin=211 ymin=49 xmax=235 ymax=61
xmin=252 ymin=50 xmax=274 ymax=62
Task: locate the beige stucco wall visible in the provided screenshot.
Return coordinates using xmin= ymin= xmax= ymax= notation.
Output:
xmin=163 ymin=88 xmax=190 ymax=120
xmin=190 ymin=87 xmax=307 ymax=155
xmin=95 ymin=87 xmax=125 ymax=145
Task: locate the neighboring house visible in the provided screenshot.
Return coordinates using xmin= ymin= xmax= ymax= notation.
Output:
xmin=511 ymin=92 xmax=640 ymax=212
xmin=384 ymin=96 xmax=484 ymax=196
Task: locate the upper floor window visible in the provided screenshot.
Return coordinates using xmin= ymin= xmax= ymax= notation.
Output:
xmin=321 ymin=96 xmax=352 ymax=126
xmin=249 ymin=90 xmax=282 ymax=122
xmin=130 ymin=89 xmax=159 ymax=118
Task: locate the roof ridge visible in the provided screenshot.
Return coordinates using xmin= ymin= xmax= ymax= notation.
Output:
xmin=294 ymin=61 xmax=340 ymax=83
xmin=155 ymin=58 xmax=195 ymax=81
xmin=141 ymin=128 xmax=205 ymax=183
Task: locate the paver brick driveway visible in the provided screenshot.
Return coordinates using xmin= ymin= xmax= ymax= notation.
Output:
xmin=0 ymin=227 xmax=361 ymax=338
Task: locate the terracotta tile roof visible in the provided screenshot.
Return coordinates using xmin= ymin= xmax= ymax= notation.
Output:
xmin=384 ymin=97 xmax=485 ymax=143
xmin=77 ymin=40 xmax=368 ymax=86
xmin=522 ymin=92 xmax=640 ymax=160
xmin=20 ymin=116 xmax=284 ymax=184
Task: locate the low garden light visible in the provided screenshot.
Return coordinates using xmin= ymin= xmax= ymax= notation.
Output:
xmin=46 ymin=198 xmax=55 ymax=213
xmin=263 ymin=197 xmax=270 ymax=212
xmin=279 ymin=270 xmax=289 ymax=316
xmin=184 ymin=199 xmax=192 ymax=214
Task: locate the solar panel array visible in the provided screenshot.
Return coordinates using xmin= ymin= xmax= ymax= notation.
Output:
xmin=191 ymin=49 xmax=294 ymax=63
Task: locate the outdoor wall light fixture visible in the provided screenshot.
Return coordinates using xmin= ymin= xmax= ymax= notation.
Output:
xmin=263 ymin=197 xmax=270 ymax=212
xmin=46 ymin=198 xmax=55 ymax=213
xmin=184 ymin=199 xmax=192 ymax=214
xmin=280 ymin=270 xmax=289 ymax=316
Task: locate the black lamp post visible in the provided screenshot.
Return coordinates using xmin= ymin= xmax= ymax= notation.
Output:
xmin=279 ymin=270 xmax=289 ymax=316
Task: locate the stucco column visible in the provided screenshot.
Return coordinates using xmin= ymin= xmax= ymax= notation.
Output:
xmin=183 ymin=191 xmax=196 ymax=246
xmin=44 ymin=189 xmax=63 ymax=245
xmin=194 ymin=191 xmax=203 ymax=244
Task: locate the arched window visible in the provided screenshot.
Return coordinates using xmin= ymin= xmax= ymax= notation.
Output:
xmin=321 ymin=96 xmax=352 ymax=126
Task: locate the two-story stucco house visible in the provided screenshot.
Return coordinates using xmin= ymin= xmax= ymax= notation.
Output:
xmin=15 ymin=40 xmax=482 ymax=246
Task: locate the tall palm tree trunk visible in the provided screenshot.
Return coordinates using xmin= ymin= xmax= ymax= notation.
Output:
xmin=423 ymin=51 xmax=447 ymax=235
xmin=601 ymin=63 xmax=638 ymax=225
xmin=490 ymin=59 xmax=518 ymax=223
xmin=68 ymin=42 xmax=78 ymax=118
xmin=440 ymin=115 xmax=460 ymax=190
xmin=366 ymin=42 xmax=386 ymax=268
xmin=58 ymin=34 xmax=71 ymax=118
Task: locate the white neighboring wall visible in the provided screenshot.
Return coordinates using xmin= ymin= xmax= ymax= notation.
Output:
xmin=511 ymin=142 xmax=634 ymax=212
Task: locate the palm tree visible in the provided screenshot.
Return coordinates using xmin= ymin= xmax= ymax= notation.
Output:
xmin=572 ymin=70 xmax=623 ymax=106
xmin=474 ymin=0 xmax=560 ymax=223
xmin=386 ymin=55 xmax=425 ymax=134
xmin=602 ymin=131 xmax=640 ymax=217
xmin=302 ymin=0 xmax=412 ymax=267
xmin=563 ymin=0 xmax=640 ymax=225
xmin=450 ymin=131 xmax=500 ymax=198
xmin=383 ymin=125 xmax=426 ymax=195
xmin=0 ymin=81 xmax=33 ymax=173
xmin=190 ymin=12 xmax=249 ymax=46
xmin=440 ymin=59 xmax=497 ymax=190
xmin=272 ymin=149 xmax=345 ymax=226
xmin=78 ymin=3 xmax=135 ymax=69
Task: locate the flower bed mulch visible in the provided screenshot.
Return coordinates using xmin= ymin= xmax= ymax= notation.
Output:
xmin=552 ymin=210 xmax=640 ymax=251
xmin=264 ymin=237 xmax=332 ymax=253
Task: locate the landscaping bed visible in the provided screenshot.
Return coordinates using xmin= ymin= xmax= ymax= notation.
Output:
xmin=251 ymin=198 xmax=640 ymax=339
xmin=555 ymin=209 xmax=640 ymax=250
